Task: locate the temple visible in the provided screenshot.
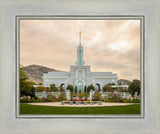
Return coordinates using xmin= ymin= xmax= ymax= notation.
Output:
xmin=43 ymin=32 xmax=118 ymax=93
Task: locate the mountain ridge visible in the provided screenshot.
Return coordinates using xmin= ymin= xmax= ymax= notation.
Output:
xmin=22 ymin=64 xmax=60 ymax=84
xmin=117 ymin=79 xmax=131 ymax=85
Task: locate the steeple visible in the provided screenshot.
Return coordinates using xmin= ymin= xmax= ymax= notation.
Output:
xmin=75 ymin=32 xmax=85 ymax=66
xmin=79 ymin=31 xmax=81 ymax=46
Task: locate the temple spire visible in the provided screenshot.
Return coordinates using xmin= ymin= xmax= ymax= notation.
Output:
xmin=79 ymin=31 xmax=81 ymax=46
xmin=75 ymin=32 xmax=85 ymax=66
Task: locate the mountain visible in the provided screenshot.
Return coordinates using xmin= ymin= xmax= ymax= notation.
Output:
xmin=22 ymin=65 xmax=60 ymax=84
xmin=117 ymin=79 xmax=131 ymax=85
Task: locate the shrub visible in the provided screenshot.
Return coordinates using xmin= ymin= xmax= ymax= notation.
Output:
xmin=35 ymin=86 xmax=47 ymax=92
xmin=72 ymin=93 xmax=76 ymax=97
xmin=82 ymin=93 xmax=89 ymax=100
xmin=92 ymin=92 xmax=102 ymax=101
xmin=107 ymin=83 xmax=116 ymax=85
xmin=102 ymin=95 xmax=140 ymax=103
xmin=20 ymin=97 xmax=37 ymax=103
xmin=49 ymin=84 xmax=59 ymax=92
xmin=103 ymin=85 xmax=115 ymax=92
xmin=103 ymin=92 xmax=121 ymax=102
xmin=116 ymin=87 xmax=128 ymax=92
xmin=46 ymin=94 xmax=56 ymax=102
xmin=57 ymin=92 xmax=66 ymax=101
xmin=20 ymin=95 xmax=57 ymax=103
xmin=41 ymin=97 xmax=47 ymax=102
xmin=78 ymin=94 xmax=83 ymax=99
xmin=70 ymin=93 xmax=75 ymax=100
xmin=111 ymin=92 xmax=121 ymax=102
xmin=122 ymin=99 xmax=140 ymax=103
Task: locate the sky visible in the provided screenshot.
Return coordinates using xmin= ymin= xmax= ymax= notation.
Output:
xmin=20 ymin=19 xmax=140 ymax=81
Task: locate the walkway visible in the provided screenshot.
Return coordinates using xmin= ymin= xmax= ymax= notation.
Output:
xmin=28 ymin=102 xmax=135 ymax=107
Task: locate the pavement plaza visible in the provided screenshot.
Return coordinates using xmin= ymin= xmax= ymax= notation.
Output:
xmin=28 ymin=102 xmax=135 ymax=107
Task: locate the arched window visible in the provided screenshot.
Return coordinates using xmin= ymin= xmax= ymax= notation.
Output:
xmin=78 ymin=70 xmax=83 ymax=78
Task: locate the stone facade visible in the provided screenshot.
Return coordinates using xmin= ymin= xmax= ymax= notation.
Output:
xmin=43 ymin=32 xmax=118 ymax=93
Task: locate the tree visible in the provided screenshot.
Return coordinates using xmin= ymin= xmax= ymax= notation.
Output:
xmin=107 ymin=83 xmax=115 ymax=85
xmin=30 ymin=87 xmax=35 ymax=99
xmin=75 ymin=86 xmax=77 ymax=94
xmin=103 ymin=84 xmax=115 ymax=92
xmin=87 ymin=84 xmax=95 ymax=93
xmin=49 ymin=84 xmax=58 ymax=92
xmin=128 ymin=79 xmax=141 ymax=95
xmin=66 ymin=84 xmax=74 ymax=93
xmin=84 ymin=86 xmax=87 ymax=93
xmin=20 ymin=67 xmax=35 ymax=97
xmin=35 ymin=86 xmax=47 ymax=92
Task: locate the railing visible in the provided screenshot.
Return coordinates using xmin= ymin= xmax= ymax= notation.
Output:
xmin=35 ymin=91 xmax=61 ymax=98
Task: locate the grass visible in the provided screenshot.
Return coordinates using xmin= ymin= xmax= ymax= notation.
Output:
xmin=20 ymin=103 xmax=140 ymax=114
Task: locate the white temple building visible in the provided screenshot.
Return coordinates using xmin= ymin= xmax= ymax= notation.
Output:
xmin=43 ymin=32 xmax=118 ymax=93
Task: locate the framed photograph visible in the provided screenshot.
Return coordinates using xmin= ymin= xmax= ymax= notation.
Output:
xmin=0 ymin=0 xmax=160 ymax=134
xmin=16 ymin=16 xmax=144 ymax=118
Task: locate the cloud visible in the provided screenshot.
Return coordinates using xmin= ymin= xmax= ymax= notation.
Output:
xmin=20 ymin=19 xmax=140 ymax=81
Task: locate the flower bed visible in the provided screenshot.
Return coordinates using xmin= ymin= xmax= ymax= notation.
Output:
xmin=72 ymin=99 xmax=87 ymax=101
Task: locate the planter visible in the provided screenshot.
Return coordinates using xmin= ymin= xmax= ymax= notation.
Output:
xmin=99 ymin=101 xmax=102 ymax=105
xmin=90 ymin=102 xmax=94 ymax=105
xmin=76 ymin=101 xmax=79 ymax=105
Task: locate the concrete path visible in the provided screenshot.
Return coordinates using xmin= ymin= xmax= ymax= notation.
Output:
xmin=28 ymin=102 xmax=135 ymax=107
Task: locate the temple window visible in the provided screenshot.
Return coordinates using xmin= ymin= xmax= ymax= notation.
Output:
xmin=78 ymin=70 xmax=83 ymax=78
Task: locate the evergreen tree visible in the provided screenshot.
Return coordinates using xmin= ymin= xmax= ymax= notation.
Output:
xmin=87 ymin=84 xmax=95 ymax=93
xmin=103 ymin=84 xmax=114 ymax=92
xmin=128 ymin=79 xmax=141 ymax=95
xmin=84 ymin=86 xmax=87 ymax=93
xmin=75 ymin=86 xmax=77 ymax=94
xmin=20 ymin=67 xmax=35 ymax=97
xmin=66 ymin=84 xmax=74 ymax=93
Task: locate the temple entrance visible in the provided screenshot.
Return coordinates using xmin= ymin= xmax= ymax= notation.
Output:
xmin=77 ymin=81 xmax=83 ymax=93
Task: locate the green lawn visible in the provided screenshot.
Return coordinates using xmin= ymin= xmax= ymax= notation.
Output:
xmin=20 ymin=103 xmax=140 ymax=114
